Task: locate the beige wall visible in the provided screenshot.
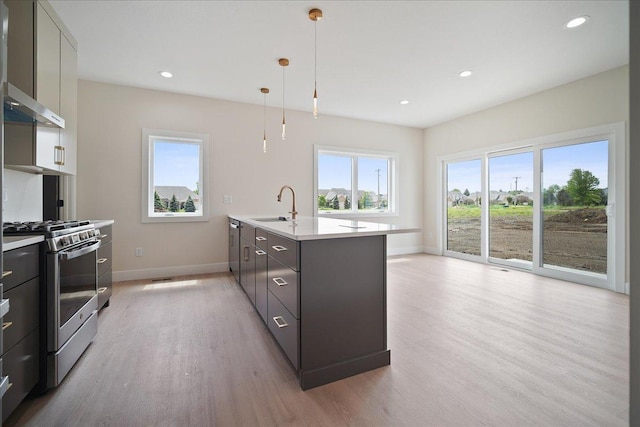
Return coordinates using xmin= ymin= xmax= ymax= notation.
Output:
xmin=76 ymin=80 xmax=424 ymax=280
xmin=422 ymin=65 xmax=629 ymax=253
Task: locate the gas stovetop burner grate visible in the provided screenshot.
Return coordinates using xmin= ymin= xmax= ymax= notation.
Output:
xmin=3 ymin=220 xmax=93 ymax=234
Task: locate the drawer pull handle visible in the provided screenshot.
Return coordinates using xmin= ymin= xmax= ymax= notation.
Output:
xmin=272 ymin=316 xmax=288 ymax=328
xmin=255 ymin=250 xmax=266 ymax=256
xmin=272 ymin=245 xmax=287 ymax=252
xmin=7 ymin=382 xmax=13 ymax=391
xmin=97 ymin=258 xmax=108 ymax=264
xmin=100 ymin=234 xmax=108 ymax=239
xmin=2 ymin=321 xmax=12 ymax=331
xmin=272 ymin=277 xmax=288 ymax=287
xmin=98 ymin=287 xmax=107 ymax=294
xmin=1 ymin=271 xmax=13 ymax=278
xmin=256 ymin=236 xmax=267 ymax=241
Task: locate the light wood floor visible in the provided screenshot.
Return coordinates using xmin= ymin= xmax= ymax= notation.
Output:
xmin=5 ymin=254 xmax=629 ymax=426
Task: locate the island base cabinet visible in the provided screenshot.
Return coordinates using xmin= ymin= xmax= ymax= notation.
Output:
xmin=298 ymin=235 xmax=389 ymax=390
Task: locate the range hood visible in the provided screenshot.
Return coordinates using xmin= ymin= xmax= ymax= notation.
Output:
xmin=3 ymin=82 xmax=65 ymax=128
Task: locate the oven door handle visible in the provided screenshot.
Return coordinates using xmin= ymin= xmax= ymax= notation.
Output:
xmin=59 ymin=240 xmax=101 ymax=260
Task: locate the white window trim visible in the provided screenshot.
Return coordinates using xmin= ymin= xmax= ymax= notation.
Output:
xmin=437 ymin=121 xmax=626 ymax=293
xmin=314 ymin=145 xmax=399 ymax=218
xmin=141 ymin=128 xmax=210 ymax=223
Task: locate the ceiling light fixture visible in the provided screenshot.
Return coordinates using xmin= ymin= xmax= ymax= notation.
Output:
xmin=261 ymin=88 xmax=269 ymax=153
xmin=309 ymin=8 xmax=323 ymax=119
xmin=400 ymin=100 xmax=409 ymax=105
xmin=565 ymin=16 xmax=589 ymax=29
xmin=279 ymin=58 xmax=289 ymax=140
xmin=159 ymin=71 xmax=173 ymax=78
xmin=459 ymin=70 xmax=472 ymax=78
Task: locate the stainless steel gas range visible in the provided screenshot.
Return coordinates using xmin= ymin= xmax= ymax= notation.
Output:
xmin=4 ymin=220 xmax=102 ymax=389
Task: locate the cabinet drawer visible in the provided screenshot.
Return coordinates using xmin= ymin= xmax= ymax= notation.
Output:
xmin=240 ymin=222 xmax=256 ymax=242
xmin=267 ymin=257 xmax=299 ymax=318
xmin=97 ymin=224 xmax=113 ymax=244
xmin=2 ymin=329 xmax=39 ymax=423
xmin=255 ymin=228 xmax=268 ymax=250
xmin=98 ymin=269 xmax=112 ymax=309
xmin=268 ymin=291 xmax=299 ymax=370
xmin=3 ymin=277 xmax=39 ymax=352
xmin=3 ymin=244 xmax=39 ymax=292
xmin=97 ymin=241 xmax=112 ymax=276
xmin=267 ymin=232 xmax=299 ymax=271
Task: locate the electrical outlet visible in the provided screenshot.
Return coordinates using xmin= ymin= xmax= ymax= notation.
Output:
xmin=223 ymin=195 xmax=233 ymax=204
xmin=135 ymin=247 xmax=143 ymax=257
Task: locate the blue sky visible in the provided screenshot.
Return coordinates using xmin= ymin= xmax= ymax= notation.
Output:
xmin=447 ymin=140 xmax=608 ymax=193
xmin=318 ymin=155 xmax=388 ymax=194
xmin=153 ymin=140 xmax=200 ymax=191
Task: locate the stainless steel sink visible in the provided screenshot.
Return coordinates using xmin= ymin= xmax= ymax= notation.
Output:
xmin=250 ymin=217 xmax=289 ymax=222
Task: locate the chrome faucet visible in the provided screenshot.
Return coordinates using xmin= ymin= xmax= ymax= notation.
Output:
xmin=277 ymin=185 xmax=297 ymax=219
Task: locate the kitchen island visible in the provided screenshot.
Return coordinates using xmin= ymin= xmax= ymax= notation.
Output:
xmin=229 ymin=215 xmax=419 ymax=389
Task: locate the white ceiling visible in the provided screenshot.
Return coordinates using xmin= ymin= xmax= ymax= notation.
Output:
xmin=49 ymin=0 xmax=628 ymax=129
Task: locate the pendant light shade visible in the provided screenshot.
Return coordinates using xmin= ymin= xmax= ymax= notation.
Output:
xmin=260 ymin=88 xmax=269 ymax=153
xmin=309 ymin=8 xmax=323 ymax=119
xmin=279 ymin=58 xmax=289 ymax=140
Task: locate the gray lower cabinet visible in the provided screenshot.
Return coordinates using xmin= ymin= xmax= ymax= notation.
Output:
xmin=97 ymin=225 xmax=113 ymax=309
xmin=232 ymin=219 xmax=390 ymax=390
xmin=2 ymin=244 xmax=40 ymax=422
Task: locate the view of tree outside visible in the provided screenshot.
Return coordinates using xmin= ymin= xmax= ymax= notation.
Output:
xmin=542 ymin=140 xmax=608 ymax=273
xmin=317 ymin=152 xmax=392 ymax=213
xmin=152 ymin=140 xmax=201 ymax=214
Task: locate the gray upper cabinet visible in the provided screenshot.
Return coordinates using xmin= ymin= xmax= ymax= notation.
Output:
xmin=4 ymin=0 xmax=78 ymax=175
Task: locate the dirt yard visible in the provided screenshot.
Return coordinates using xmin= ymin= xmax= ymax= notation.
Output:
xmin=447 ymin=207 xmax=607 ymax=274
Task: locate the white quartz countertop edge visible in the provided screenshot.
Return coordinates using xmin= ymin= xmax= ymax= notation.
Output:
xmin=229 ymin=215 xmax=420 ymax=241
xmin=89 ymin=219 xmax=115 ymax=228
xmin=3 ymin=235 xmax=45 ymax=252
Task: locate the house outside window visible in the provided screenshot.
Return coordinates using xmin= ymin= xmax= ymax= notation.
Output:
xmin=141 ymin=129 xmax=209 ymax=223
xmin=314 ymin=145 xmax=397 ymax=216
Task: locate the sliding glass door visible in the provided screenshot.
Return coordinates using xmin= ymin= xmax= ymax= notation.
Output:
xmin=541 ymin=140 xmax=609 ymax=275
xmin=445 ymin=159 xmax=482 ymax=257
xmin=440 ymin=123 xmax=624 ymax=291
xmin=488 ymin=151 xmax=534 ymax=269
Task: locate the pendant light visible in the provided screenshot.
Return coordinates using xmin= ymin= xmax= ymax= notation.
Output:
xmin=279 ymin=58 xmax=289 ymax=140
xmin=309 ymin=8 xmax=323 ymax=119
xmin=260 ymin=88 xmax=269 ymax=153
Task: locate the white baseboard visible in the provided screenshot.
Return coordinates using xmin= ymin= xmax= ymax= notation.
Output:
xmin=113 ymin=262 xmax=229 ymax=282
xmin=387 ymin=246 xmax=424 ymax=256
xmin=423 ymin=246 xmax=441 ymax=255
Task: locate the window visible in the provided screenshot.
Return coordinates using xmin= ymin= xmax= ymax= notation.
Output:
xmin=314 ymin=146 xmax=397 ymax=216
xmin=141 ymin=129 xmax=209 ymax=223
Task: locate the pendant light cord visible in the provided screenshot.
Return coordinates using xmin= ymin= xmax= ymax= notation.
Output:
xmin=314 ymin=21 xmax=317 ymax=89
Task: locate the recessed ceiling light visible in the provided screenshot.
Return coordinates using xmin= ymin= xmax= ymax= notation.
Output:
xmin=159 ymin=71 xmax=173 ymax=78
xmin=565 ymin=16 xmax=589 ymax=29
xmin=400 ymin=100 xmax=409 ymax=105
xmin=459 ymin=70 xmax=472 ymax=78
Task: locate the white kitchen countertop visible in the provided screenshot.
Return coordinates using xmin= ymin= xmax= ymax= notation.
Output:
xmin=229 ymin=215 xmax=420 ymax=241
xmin=3 ymin=235 xmax=45 ymax=252
xmin=89 ymin=219 xmax=115 ymax=228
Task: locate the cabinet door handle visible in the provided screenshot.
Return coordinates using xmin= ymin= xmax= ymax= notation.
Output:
xmin=2 ymin=271 xmax=13 ymax=279
xmin=97 ymin=258 xmax=108 ymax=264
xmin=272 ymin=277 xmax=288 ymax=287
xmin=255 ymin=249 xmax=266 ymax=256
xmin=54 ymin=145 xmax=64 ymax=165
xmin=243 ymin=246 xmax=250 ymax=261
xmin=272 ymin=245 xmax=287 ymax=252
xmin=2 ymin=321 xmax=12 ymax=331
xmin=255 ymin=236 xmax=266 ymax=241
xmin=229 ymin=223 xmax=239 ymax=229
xmin=61 ymin=146 xmax=66 ymax=166
xmin=98 ymin=287 xmax=107 ymax=294
xmin=272 ymin=316 xmax=288 ymax=328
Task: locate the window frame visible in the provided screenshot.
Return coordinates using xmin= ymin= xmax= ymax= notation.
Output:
xmin=141 ymin=128 xmax=209 ymax=223
xmin=314 ymin=145 xmax=398 ymax=217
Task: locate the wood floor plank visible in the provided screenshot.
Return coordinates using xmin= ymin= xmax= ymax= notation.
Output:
xmin=5 ymin=255 xmax=629 ymax=426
